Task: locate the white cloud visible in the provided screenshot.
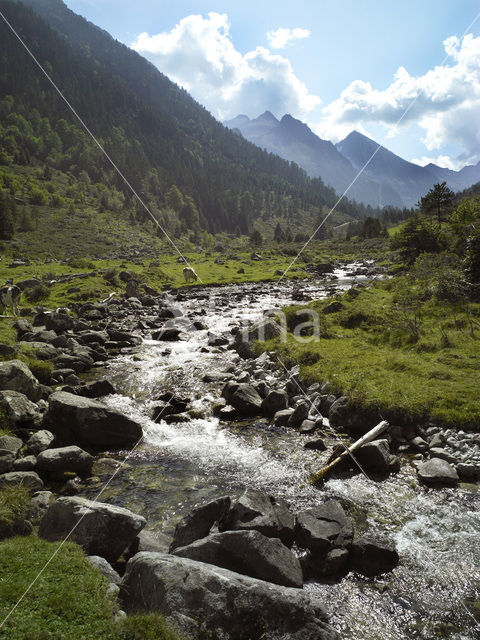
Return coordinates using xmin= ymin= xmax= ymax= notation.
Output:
xmin=411 ymin=155 xmax=459 ymax=170
xmin=266 ymin=27 xmax=310 ymax=49
xmin=131 ymin=13 xmax=320 ymax=121
xmin=314 ymin=34 xmax=480 ymax=166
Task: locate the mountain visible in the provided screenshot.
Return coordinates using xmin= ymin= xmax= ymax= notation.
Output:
xmin=336 ymin=131 xmax=480 ymax=207
xmin=225 ymin=113 xmax=404 ymax=208
xmin=1 ymin=0 xmax=372 ymax=240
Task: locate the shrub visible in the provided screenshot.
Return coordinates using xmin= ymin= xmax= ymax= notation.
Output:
xmin=24 ymin=284 xmax=50 ymax=303
xmin=68 ymin=257 xmax=95 ymax=269
xmin=114 ymin=613 xmax=183 ymax=640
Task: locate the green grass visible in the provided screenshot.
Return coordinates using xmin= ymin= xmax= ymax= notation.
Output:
xmin=0 ymin=536 xmax=182 ymax=640
xmin=0 ymin=485 xmax=31 ymax=530
xmin=259 ymin=280 xmax=480 ymax=427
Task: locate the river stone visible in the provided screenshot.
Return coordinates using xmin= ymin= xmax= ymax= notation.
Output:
xmin=417 ymin=458 xmax=459 ymax=485
xmin=295 ymin=501 xmax=354 ymax=554
xmin=288 ymin=402 xmax=310 ymax=428
xmin=0 ymin=360 xmax=42 ymax=402
xmin=173 ymin=529 xmax=303 ymax=588
xmin=151 ymin=327 xmax=182 ymax=341
xmin=304 ymin=438 xmax=327 ymax=451
xmin=0 ymin=434 xmax=23 ymax=456
xmin=36 ymin=446 xmax=94 ymax=476
xmin=220 ymin=488 xmax=295 ymax=547
xmin=228 ymin=383 xmax=262 ymax=416
xmin=0 ymin=471 xmax=43 ymax=492
xmin=456 ymin=463 xmax=480 ymax=481
xmin=261 ymin=390 xmax=289 ymax=417
xmin=87 ymin=555 xmax=121 ymax=585
xmin=274 ymin=408 xmax=294 ymax=427
xmin=120 ymin=553 xmax=340 ymax=640
xmin=0 ymin=390 xmax=42 ymax=427
xmin=234 ymin=318 xmax=286 ymax=359
xmin=301 ymin=547 xmax=350 ymax=580
xmin=299 ymin=419 xmax=317 ymax=435
xmin=72 ymin=379 xmax=116 ymax=399
xmin=0 ymin=450 xmax=15 ymax=474
xmin=39 ymin=496 xmax=146 ymax=562
xmin=349 ymin=537 xmax=399 ymax=577
xmin=44 ymin=312 xmax=75 ymax=334
xmin=26 ymin=430 xmax=55 ymax=455
xmin=355 ymin=439 xmax=392 ymax=473
xmin=170 ymin=496 xmax=231 ymax=551
xmin=44 ymin=391 xmax=142 ymax=450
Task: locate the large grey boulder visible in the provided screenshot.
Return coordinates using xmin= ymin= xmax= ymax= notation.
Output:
xmin=173 ymin=529 xmax=302 ymax=588
xmin=0 ymin=471 xmax=43 ymax=492
xmin=0 ymin=390 xmax=42 ymax=427
xmin=170 ymin=496 xmax=231 ymax=551
xmin=262 ymin=390 xmax=288 ymax=417
xmin=417 ymin=458 xmax=459 ymax=485
xmin=355 ymin=439 xmax=392 ymax=473
xmin=350 ymin=537 xmax=399 ymax=577
xmin=234 ymin=318 xmax=286 ymax=359
xmin=39 ymin=497 xmax=146 ymax=562
xmin=295 ymin=501 xmax=354 ymax=555
xmin=220 ymin=488 xmax=295 ymax=547
xmin=0 ymin=360 xmax=42 ymax=402
xmin=228 ymin=383 xmax=262 ymax=416
xmin=25 ymin=430 xmax=55 ymax=455
xmin=36 ymin=446 xmax=94 ymax=476
xmin=120 ymin=553 xmax=340 ymax=640
xmin=0 ymin=434 xmax=23 ymax=456
xmin=288 ymin=402 xmax=310 ymax=428
xmin=87 ymin=555 xmax=121 ymax=585
xmin=44 ymin=391 xmax=142 ymax=450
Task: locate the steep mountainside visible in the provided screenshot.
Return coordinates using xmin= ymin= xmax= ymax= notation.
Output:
xmin=225 ymin=113 xmax=404 ymax=208
xmin=336 ymin=131 xmax=480 ymax=207
xmin=1 ymin=0 xmax=373 ymax=238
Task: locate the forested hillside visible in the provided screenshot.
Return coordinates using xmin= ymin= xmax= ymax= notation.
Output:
xmin=0 ymin=0 xmax=395 ymax=245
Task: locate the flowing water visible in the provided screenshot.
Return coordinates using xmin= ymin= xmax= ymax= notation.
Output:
xmin=82 ymin=266 xmax=480 ymax=640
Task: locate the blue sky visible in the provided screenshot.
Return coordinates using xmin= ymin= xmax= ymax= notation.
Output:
xmin=64 ymin=0 xmax=480 ymax=169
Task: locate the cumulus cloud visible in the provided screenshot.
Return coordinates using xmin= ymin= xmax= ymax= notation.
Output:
xmin=314 ymin=33 xmax=480 ymax=167
xmin=411 ymin=155 xmax=459 ymax=170
xmin=131 ymin=13 xmax=320 ymax=120
xmin=266 ymin=27 xmax=310 ymax=49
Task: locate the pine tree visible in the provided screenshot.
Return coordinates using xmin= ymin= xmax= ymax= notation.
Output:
xmin=418 ymin=182 xmax=454 ymax=224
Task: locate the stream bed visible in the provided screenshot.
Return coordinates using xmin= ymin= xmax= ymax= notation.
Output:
xmin=81 ymin=266 xmax=480 ymax=640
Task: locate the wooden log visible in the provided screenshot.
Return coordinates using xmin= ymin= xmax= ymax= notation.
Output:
xmin=311 ymin=419 xmax=389 ymax=485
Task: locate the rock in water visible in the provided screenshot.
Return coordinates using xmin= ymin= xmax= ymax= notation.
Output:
xmin=120 ymin=553 xmax=340 ymax=640
xmin=349 ymin=537 xmax=399 ymax=577
xmin=39 ymin=497 xmax=146 ymax=562
xmin=228 ymin=383 xmax=262 ymax=416
xmin=173 ymin=529 xmax=303 ymax=588
xmin=44 ymin=391 xmax=142 ymax=450
xmin=170 ymin=496 xmax=231 ymax=551
xmin=417 ymin=458 xmax=459 ymax=485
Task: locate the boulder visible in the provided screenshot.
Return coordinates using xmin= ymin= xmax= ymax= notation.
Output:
xmin=0 ymin=450 xmax=15 ymax=474
xmin=295 ymin=501 xmax=354 ymax=555
xmin=304 ymin=438 xmax=327 ymax=451
xmin=36 ymin=446 xmax=94 ymax=476
xmin=355 ymin=439 xmax=392 ymax=473
xmin=43 ymin=391 xmax=142 ymax=450
xmin=120 ymin=553 xmax=340 ymax=640
xmin=25 ymin=429 xmax=55 ymax=455
xmin=39 ymin=496 xmax=146 ymax=562
xmin=0 ymin=434 xmax=23 ymax=456
xmin=299 ymin=419 xmax=317 ymax=435
xmin=274 ymin=408 xmax=294 ymax=427
xmin=12 ymin=455 xmax=36 ymax=471
xmin=173 ymin=529 xmax=303 ymax=588
xmin=349 ymin=537 xmax=399 ymax=577
xmin=234 ymin=318 xmax=286 ymax=359
xmin=228 ymin=384 xmax=262 ymax=417
xmin=87 ymin=555 xmax=121 ymax=585
xmin=0 ymin=471 xmax=43 ymax=493
xmin=288 ymin=402 xmax=310 ymax=429
xmin=18 ymin=341 xmax=59 ymax=361
xmin=151 ymin=327 xmax=182 ymax=341
xmin=0 ymin=390 xmax=42 ymax=427
xmin=261 ymin=390 xmax=289 ymax=417
xmin=301 ymin=547 xmax=350 ymax=580
xmin=220 ymin=488 xmax=295 ymax=547
xmin=44 ymin=312 xmax=75 ymax=334
xmin=71 ymin=380 xmax=116 ymax=399
xmin=417 ymin=458 xmax=459 ymax=485
xmin=170 ymin=496 xmax=231 ymax=551
xmin=0 ymin=360 xmax=42 ymax=402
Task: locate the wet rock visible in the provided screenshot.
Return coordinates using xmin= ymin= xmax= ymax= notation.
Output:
xmin=0 ymin=434 xmax=23 ymax=456
xmin=151 ymin=327 xmax=182 ymax=341
xmin=456 ymin=463 xmax=480 ymax=482
xmin=170 ymin=496 xmax=231 ymax=551
xmin=262 ymin=390 xmax=288 ymax=417
xmin=71 ymin=380 xmax=116 ymax=399
xmin=120 ymin=553 xmax=340 ymax=640
xmin=26 ymin=430 xmax=55 ymax=455
xmin=227 ymin=383 xmax=262 ymax=417
xmin=417 ymin=458 xmax=459 ymax=485
xmin=299 ymin=419 xmax=317 ymax=435
xmin=0 ymin=471 xmax=43 ymax=492
xmin=274 ymin=408 xmax=294 ymax=427
xmin=355 ymin=439 xmax=392 ymax=473
xmin=301 ymin=547 xmax=350 ymax=580
xmin=304 ymin=438 xmax=327 ymax=451
xmin=220 ymin=488 xmax=295 ymax=547
xmin=87 ymin=556 xmax=121 ymax=585
xmin=0 ymin=390 xmax=42 ymax=427
xmin=288 ymin=402 xmax=310 ymax=428
xmin=295 ymin=501 xmax=354 ymax=555
xmin=44 ymin=391 xmax=142 ymax=451
xmin=349 ymin=537 xmax=399 ymax=577
xmin=173 ymin=529 xmax=303 ymax=588
xmin=36 ymin=446 xmax=94 ymax=477
xmin=39 ymin=497 xmax=146 ymax=562
xmin=0 ymin=360 xmax=42 ymax=402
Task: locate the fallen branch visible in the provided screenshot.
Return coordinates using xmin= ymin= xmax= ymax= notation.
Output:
xmin=311 ymin=419 xmax=389 ymax=485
